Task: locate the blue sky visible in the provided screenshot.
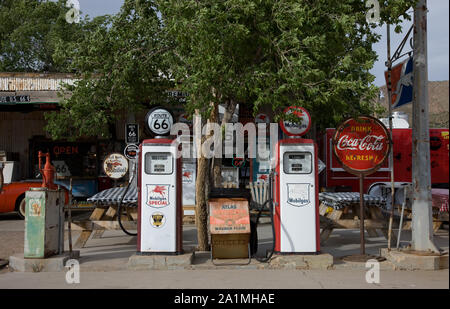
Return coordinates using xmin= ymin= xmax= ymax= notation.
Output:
xmin=77 ymin=0 xmax=449 ymax=87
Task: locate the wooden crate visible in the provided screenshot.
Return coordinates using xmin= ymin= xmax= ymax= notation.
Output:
xmin=211 ymin=233 xmax=250 ymax=259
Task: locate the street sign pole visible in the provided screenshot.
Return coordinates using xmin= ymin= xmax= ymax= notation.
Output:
xmin=411 ymin=0 xmax=439 ymax=253
xmin=359 ymin=174 xmax=365 ymax=255
xmin=333 ymin=116 xmax=391 ymax=258
xmin=126 ymin=113 xmax=138 ymax=188
xmin=386 ymin=24 xmax=396 ymax=250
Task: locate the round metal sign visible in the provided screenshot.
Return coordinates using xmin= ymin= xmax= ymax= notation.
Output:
xmin=103 ymin=153 xmax=129 ymax=179
xmin=124 ymin=144 xmax=139 ymax=160
xmin=255 ymin=113 xmax=270 ymax=124
xmin=145 ymin=107 xmax=174 ymax=136
xmin=332 ymin=116 xmax=391 ymax=176
xmin=279 ymin=106 xmax=311 ymax=137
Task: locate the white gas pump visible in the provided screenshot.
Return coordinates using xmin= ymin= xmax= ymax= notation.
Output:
xmin=137 ymin=107 xmax=182 ymax=254
xmin=274 ymin=107 xmax=320 ymax=254
xmin=138 ymin=138 xmax=182 ymax=254
xmin=274 ymin=139 xmax=320 ymax=253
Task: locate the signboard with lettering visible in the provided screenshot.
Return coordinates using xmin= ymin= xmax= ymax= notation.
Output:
xmin=182 ymin=161 xmax=196 ymax=206
xmin=0 ymin=95 xmax=30 ymax=104
xmin=145 ymin=107 xmax=174 ymax=136
xmin=279 ymin=106 xmax=311 ymax=137
xmin=103 ymin=153 xmax=129 ymax=179
xmin=209 ymin=198 xmax=251 ymax=234
xmin=125 ymin=124 xmax=139 ymax=144
xmin=384 ymin=56 xmax=413 ymax=109
xmin=124 ymin=144 xmax=139 ymax=160
xmin=332 ymin=116 xmax=391 ymax=176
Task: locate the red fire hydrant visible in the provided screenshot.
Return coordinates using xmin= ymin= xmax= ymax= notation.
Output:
xmin=39 ymin=151 xmax=58 ymax=190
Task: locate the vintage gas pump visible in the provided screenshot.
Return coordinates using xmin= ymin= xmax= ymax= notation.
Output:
xmin=24 ymin=152 xmax=65 ymax=258
xmin=137 ymin=107 xmax=182 ymax=254
xmin=274 ymin=107 xmax=320 ymax=253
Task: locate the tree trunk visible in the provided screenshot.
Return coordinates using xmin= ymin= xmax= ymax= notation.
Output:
xmin=194 ymin=100 xmax=238 ymax=251
xmin=194 ymin=104 xmax=217 ymax=251
xmin=212 ymin=99 xmax=238 ymax=187
xmin=195 ymin=142 xmax=211 ymax=251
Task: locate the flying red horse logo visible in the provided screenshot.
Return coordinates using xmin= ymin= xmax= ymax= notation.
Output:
xmin=152 ymin=185 xmax=167 ymax=197
xmin=146 ymin=184 xmax=170 ymax=207
xmin=258 ymin=174 xmax=268 ymax=181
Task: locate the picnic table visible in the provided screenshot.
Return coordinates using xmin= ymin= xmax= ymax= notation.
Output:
xmin=318 ymin=191 xmax=448 ymax=245
xmin=72 ymin=187 xmax=138 ymax=248
xmin=318 ymin=192 xmax=395 ymax=244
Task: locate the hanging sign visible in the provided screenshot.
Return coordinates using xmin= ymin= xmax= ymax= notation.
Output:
xmin=103 ymin=153 xmax=129 ymax=179
xmin=255 ymin=113 xmax=270 ymax=124
xmin=145 ymin=107 xmax=174 ymax=136
xmin=125 ymin=124 xmax=139 ymax=144
xmin=124 ymin=144 xmax=139 ymax=160
xmin=384 ymin=56 xmax=413 ymax=109
xmin=332 ymin=116 xmax=391 ymax=176
xmin=279 ymin=106 xmax=311 ymax=137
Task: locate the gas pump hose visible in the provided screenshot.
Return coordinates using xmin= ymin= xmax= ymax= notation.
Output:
xmin=118 ymin=169 xmax=138 ymax=236
xmin=252 ymin=198 xmax=276 ymax=263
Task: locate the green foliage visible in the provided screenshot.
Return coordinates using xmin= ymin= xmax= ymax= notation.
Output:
xmin=159 ymin=0 xmax=415 ymax=130
xmin=45 ymin=0 xmax=174 ymax=140
xmin=0 ymin=0 xmax=87 ymax=72
xmin=4 ymin=0 xmax=415 ymax=138
xmin=379 ymin=0 xmax=418 ymax=31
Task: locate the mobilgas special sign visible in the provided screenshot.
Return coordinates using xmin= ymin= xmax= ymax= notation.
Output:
xmin=146 ymin=184 xmax=170 ymax=208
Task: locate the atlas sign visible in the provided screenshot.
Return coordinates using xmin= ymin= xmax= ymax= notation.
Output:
xmin=333 ymin=116 xmax=391 ymax=175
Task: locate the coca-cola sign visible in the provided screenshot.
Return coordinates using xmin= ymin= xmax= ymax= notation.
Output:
xmin=333 ymin=116 xmax=391 ymax=175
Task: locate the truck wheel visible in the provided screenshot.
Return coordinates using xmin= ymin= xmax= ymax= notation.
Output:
xmin=15 ymin=195 xmax=26 ymax=220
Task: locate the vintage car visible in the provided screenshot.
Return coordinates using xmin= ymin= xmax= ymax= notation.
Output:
xmin=0 ymin=181 xmax=68 ymax=219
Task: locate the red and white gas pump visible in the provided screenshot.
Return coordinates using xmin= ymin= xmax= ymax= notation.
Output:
xmin=137 ymin=108 xmax=182 ymax=254
xmin=274 ymin=107 xmax=320 ymax=253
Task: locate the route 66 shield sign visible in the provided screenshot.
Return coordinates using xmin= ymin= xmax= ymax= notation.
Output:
xmin=145 ymin=107 xmax=174 ymax=136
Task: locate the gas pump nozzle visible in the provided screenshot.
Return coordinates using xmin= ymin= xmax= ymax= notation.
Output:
xmin=38 ymin=151 xmax=58 ymax=190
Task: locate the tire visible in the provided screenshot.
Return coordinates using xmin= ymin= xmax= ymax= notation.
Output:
xmin=15 ymin=195 xmax=26 ymax=220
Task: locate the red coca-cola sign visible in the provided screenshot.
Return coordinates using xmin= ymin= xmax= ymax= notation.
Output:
xmin=333 ymin=116 xmax=391 ymax=175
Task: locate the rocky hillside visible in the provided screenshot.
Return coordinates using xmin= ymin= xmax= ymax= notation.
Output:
xmin=377 ymin=80 xmax=449 ymax=128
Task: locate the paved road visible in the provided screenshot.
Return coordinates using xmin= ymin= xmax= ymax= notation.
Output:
xmin=0 ymin=212 xmax=448 ymax=289
xmin=0 ymin=268 xmax=448 ymax=289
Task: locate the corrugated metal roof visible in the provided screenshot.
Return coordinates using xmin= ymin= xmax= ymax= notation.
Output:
xmin=0 ymin=73 xmax=77 ymax=91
